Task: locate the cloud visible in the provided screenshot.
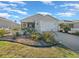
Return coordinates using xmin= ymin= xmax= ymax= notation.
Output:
xmin=60 ymin=3 xmax=79 ymax=13
xmin=8 ymin=1 xmax=26 ymax=5
xmin=9 ymin=4 xmax=17 ymax=7
xmin=57 ymin=3 xmax=79 ymax=17
xmin=60 ymin=3 xmax=79 ymax=10
xmin=41 ymin=1 xmax=54 ymax=5
xmin=23 ymin=8 xmax=28 ymax=11
xmin=0 ymin=2 xmax=17 ymax=8
xmin=2 ymin=7 xmax=28 ymax=15
xmin=10 ymin=9 xmax=27 ymax=15
xmin=0 ymin=2 xmax=9 ymax=7
xmin=13 ymin=10 xmax=27 ymax=15
xmin=56 ymin=12 xmax=75 ymax=17
xmin=0 ymin=1 xmax=26 ymax=8
xmin=0 ymin=1 xmax=28 ymax=22
xmin=37 ymin=12 xmax=52 ymax=15
xmin=0 ymin=2 xmax=28 ymax=15
xmin=0 ymin=13 xmax=11 ymax=18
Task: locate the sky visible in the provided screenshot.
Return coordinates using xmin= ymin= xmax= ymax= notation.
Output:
xmin=0 ymin=1 xmax=79 ymax=23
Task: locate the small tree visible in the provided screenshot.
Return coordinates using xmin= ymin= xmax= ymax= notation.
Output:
xmin=59 ymin=23 xmax=65 ymax=29
xmin=64 ymin=26 xmax=71 ymax=33
xmin=0 ymin=29 xmax=6 ymax=37
xmin=59 ymin=23 xmax=66 ymax=32
xmin=59 ymin=23 xmax=71 ymax=33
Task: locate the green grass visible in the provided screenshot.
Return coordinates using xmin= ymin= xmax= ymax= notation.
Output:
xmin=0 ymin=41 xmax=78 ymax=58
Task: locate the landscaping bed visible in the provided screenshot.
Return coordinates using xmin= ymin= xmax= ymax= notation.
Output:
xmin=0 ymin=32 xmax=57 ymax=47
xmin=16 ymin=37 xmax=55 ymax=47
xmin=0 ymin=28 xmax=58 ymax=47
xmin=15 ymin=28 xmax=58 ymax=47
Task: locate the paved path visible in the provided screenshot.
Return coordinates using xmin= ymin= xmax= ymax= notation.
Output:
xmin=55 ymin=32 xmax=79 ymax=52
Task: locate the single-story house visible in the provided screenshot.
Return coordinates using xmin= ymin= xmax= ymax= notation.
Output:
xmin=0 ymin=17 xmax=20 ymax=29
xmin=0 ymin=17 xmax=20 ymax=35
xmin=70 ymin=21 xmax=79 ymax=32
xmin=60 ymin=20 xmax=79 ymax=33
xmin=21 ymin=14 xmax=60 ymax=33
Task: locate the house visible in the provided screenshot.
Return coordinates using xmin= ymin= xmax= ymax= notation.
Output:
xmin=70 ymin=21 xmax=79 ymax=32
xmin=60 ymin=20 xmax=79 ymax=33
xmin=0 ymin=17 xmax=20 ymax=35
xmin=21 ymin=14 xmax=59 ymax=33
xmin=0 ymin=17 xmax=20 ymax=29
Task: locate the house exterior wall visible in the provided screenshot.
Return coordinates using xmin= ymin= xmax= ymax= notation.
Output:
xmin=34 ymin=18 xmax=59 ymax=33
xmin=21 ymin=20 xmax=59 ymax=33
xmin=73 ymin=22 xmax=79 ymax=28
xmin=71 ymin=22 xmax=79 ymax=31
xmin=38 ymin=20 xmax=58 ymax=32
xmin=34 ymin=21 xmax=40 ymax=33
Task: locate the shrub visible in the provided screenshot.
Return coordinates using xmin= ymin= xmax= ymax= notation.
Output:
xmin=59 ymin=23 xmax=71 ymax=33
xmin=12 ymin=34 xmax=16 ymax=40
xmin=0 ymin=29 xmax=6 ymax=37
xmin=22 ymin=28 xmax=35 ymax=36
xmin=26 ymin=28 xmax=35 ymax=33
xmin=64 ymin=26 xmax=71 ymax=33
xmin=31 ymin=31 xmax=57 ymax=45
xmin=31 ymin=32 xmax=41 ymax=41
xmin=12 ymin=32 xmax=19 ymax=40
xmin=42 ymin=32 xmax=56 ymax=45
xmin=16 ymin=32 xmax=20 ymax=36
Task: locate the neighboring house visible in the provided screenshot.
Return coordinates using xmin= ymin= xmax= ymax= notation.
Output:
xmin=21 ymin=14 xmax=59 ymax=33
xmin=60 ymin=20 xmax=79 ymax=33
xmin=0 ymin=17 xmax=20 ymax=30
xmin=71 ymin=21 xmax=79 ymax=32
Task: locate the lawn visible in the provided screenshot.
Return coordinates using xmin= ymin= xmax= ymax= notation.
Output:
xmin=0 ymin=41 xmax=79 ymax=58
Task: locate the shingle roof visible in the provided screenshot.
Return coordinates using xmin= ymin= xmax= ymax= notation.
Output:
xmin=21 ymin=14 xmax=59 ymax=22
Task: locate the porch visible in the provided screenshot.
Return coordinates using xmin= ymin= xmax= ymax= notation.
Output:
xmin=21 ymin=22 xmax=35 ymax=29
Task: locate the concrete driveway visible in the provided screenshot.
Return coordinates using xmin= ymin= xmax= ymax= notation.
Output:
xmin=55 ymin=32 xmax=79 ymax=52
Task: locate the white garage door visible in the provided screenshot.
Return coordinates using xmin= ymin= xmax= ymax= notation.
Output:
xmin=40 ymin=21 xmax=58 ymax=32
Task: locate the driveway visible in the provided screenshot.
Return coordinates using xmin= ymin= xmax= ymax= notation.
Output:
xmin=55 ymin=32 xmax=79 ymax=52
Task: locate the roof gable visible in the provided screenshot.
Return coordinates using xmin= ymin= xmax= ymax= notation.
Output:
xmin=21 ymin=14 xmax=59 ymax=22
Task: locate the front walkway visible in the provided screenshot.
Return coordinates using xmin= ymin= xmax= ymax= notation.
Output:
xmin=55 ymin=32 xmax=79 ymax=52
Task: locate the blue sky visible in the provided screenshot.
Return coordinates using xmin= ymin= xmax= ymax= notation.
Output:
xmin=0 ymin=1 xmax=79 ymax=23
